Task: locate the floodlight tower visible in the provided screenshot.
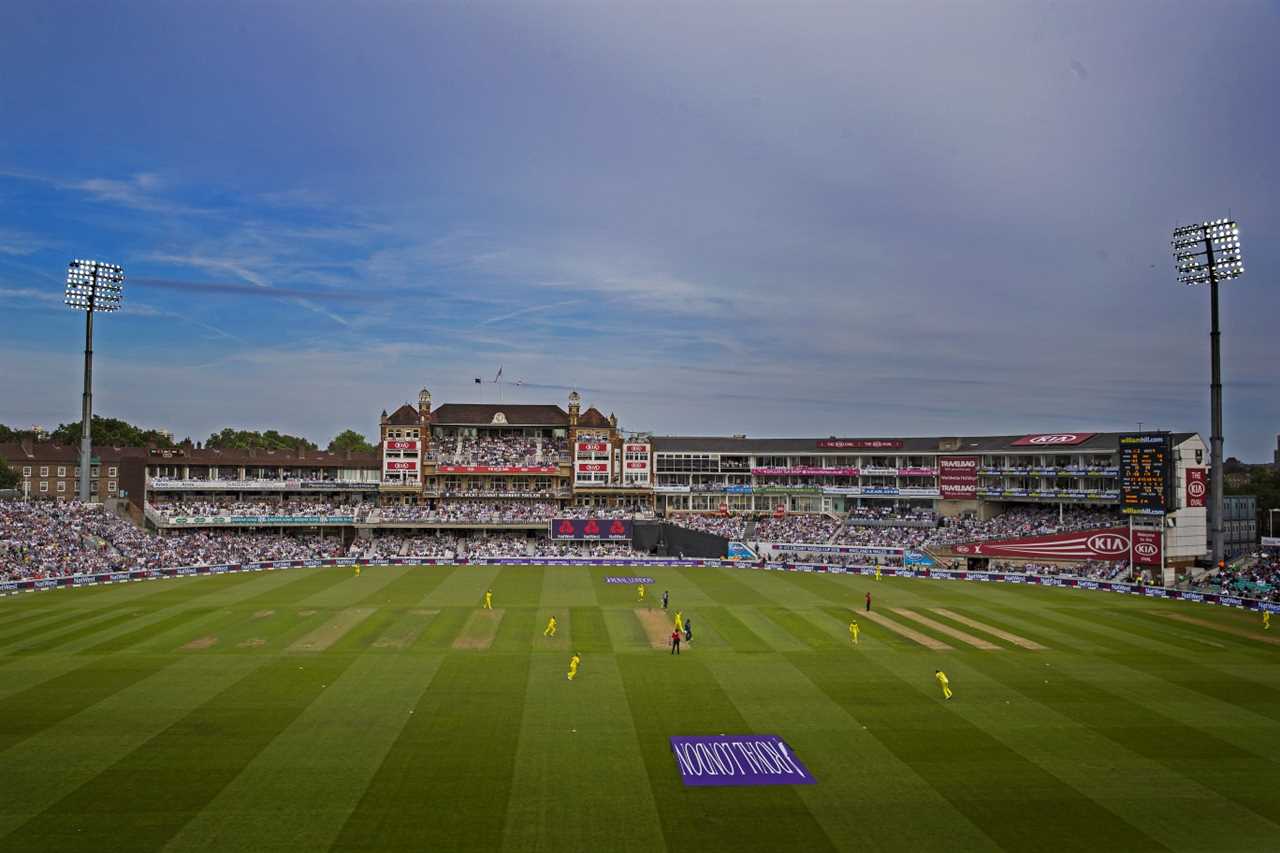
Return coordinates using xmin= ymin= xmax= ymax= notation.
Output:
xmin=1172 ymin=219 xmax=1243 ymax=566
xmin=64 ymin=260 xmax=125 ymax=502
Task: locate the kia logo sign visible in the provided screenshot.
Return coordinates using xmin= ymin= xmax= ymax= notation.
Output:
xmin=1012 ymin=432 xmax=1095 ymax=446
xmin=1030 ymin=434 xmax=1080 ymax=444
xmin=1135 ymin=543 xmax=1158 ymax=557
xmin=1187 ymin=480 xmax=1206 ymax=498
xmin=1087 ymin=534 xmax=1128 ymax=555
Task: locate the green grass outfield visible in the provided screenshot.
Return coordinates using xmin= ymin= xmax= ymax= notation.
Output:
xmin=0 ymin=564 xmax=1278 ymax=852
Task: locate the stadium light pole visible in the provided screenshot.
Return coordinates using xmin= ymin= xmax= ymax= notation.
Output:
xmin=1172 ymin=218 xmax=1243 ymax=567
xmin=64 ymin=259 xmax=125 ymax=503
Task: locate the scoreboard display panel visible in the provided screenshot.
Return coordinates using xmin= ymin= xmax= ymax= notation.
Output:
xmin=1119 ymin=433 xmax=1173 ymax=516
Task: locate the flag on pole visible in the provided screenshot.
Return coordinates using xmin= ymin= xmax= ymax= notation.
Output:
xmin=495 ymin=366 xmax=503 ymax=383
xmin=474 ymin=377 xmax=482 ymax=384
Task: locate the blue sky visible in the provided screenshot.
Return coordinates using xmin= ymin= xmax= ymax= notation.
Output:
xmin=2 ymin=1 xmax=1278 ymax=458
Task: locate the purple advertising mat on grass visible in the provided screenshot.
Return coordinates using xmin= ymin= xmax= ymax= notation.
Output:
xmin=604 ymin=576 xmax=655 ymax=584
xmin=670 ymin=735 xmax=815 ymax=786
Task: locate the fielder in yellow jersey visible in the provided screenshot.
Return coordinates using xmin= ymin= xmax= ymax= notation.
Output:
xmin=354 ymin=566 xmax=361 ymax=577
xmin=674 ymin=611 xmax=683 ymax=633
xmin=483 ymin=590 xmax=493 ymax=609
xmin=875 ymin=566 xmax=882 ymax=582
xmin=849 ymin=620 xmax=860 ymax=645
xmin=1265 ymin=611 xmax=1271 ymax=630
xmin=638 ymin=584 xmax=646 ymax=602
xmin=935 ymin=670 xmax=952 ymax=700
xmin=567 ymin=653 xmax=581 ymax=681
xmin=544 ymin=616 xmax=558 ymax=637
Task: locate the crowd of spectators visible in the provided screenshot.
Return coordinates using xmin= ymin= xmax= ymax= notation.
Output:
xmin=149 ymin=500 xmax=363 ymax=520
xmin=559 ymin=505 xmax=654 ymax=519
xmin=668 ymin=514 xmax=746 ymax=539
xmin=754 ymin=514 xmax=840 ymax=544
xmin=1 ymin=501 xmax=347 ymax=580
xmin=1187 ymin=556 xmax=1280 ymax=602
xmin=435 ymin=435 xmax=565 ymax=467
xmin=374 ymin=501 xmax=558 ymax=523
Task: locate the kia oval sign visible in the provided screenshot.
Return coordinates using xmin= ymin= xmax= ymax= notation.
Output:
xmin=1134 ymin=542 xmax=1159 ymax=558
xmin=1086 ymin=533 xmax=1128 ymax=556
xmin=1011 ymin=433 xmax=1096 ymax=447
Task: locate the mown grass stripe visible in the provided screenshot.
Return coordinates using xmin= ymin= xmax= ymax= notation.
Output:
xmin=502 ymin=654 xmax=665 ymax=852
xmin=616 ymin=654 xmax=839 ymax=853
xmin=7 ymin=610 xmax=148 ymax=655
xmin=412 ymin=606 xmax=471 ymax=649
xmin=0 ymin=654 xmax=357 ymax=852
xmin=0 ymin=655 xmax=178 ymax=756
xmin=966 ymin=653 xmax=1280 ymax=827
xmin=697 ymin=606 xmax=771 ymax=652
xmin=786 ymin=652 xmax=1167 ymax=852
xmin=758 ymin=607 xmax=844 ymax=650
xmin=0 ymin=608 xmax=130 ymax=650
xmin=78 ymin=607 xmax=220 ymax=654
xmin=159 ymin=654 xmax=444 ymax=853
xmin=330 ymin=654 xmax=532 ymax=852
xmin=682 ymin=567 xmax=773 ymax=605
xmin=568 ymin=606 xmax=612 ymax=653
xmin=705 ymin=654 xmax=1001 ymax=852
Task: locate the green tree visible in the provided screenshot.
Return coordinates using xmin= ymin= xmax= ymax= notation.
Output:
xmin=206 ymin=428 xmax=316 ymax=452
xmin=327 ymin=429 xmax=376 ymax=454
xmin=0 ymin=457 xmax=18 ymax=490
xmin=50 ymin=416 xmax=174 ymax=448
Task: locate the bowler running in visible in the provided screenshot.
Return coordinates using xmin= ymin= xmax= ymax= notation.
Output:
xmin=544 ymin=616 xmax=558 ymax=637
xmin=567 ymin=653 xmax=581 ymax=681
xmin=935 ymin=670 xmax=952 ymax=700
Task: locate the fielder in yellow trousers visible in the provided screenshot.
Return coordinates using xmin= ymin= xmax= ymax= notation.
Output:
xmin=675 ymin=611 xmax=684 ymax=633
xmin=638 ymin=584 xmax=646 ymax=603
xmin=483 ymin=590 xmax=493 ymax=609
xmin=849 ymin=620 xmax=860 ymax=645
xmin=354 ymin=566 xmax=361 ymax=578
xmin=875 ymin=566 xmax=882 ymax=582
xmin=1265 ymin=611 xmax=1271 ymax=631
xmin=544 ymin=616 xmax=558 ymax=637
xmin=567 ymin=653 xmax=581 ymax=681
xmin=935 ymin=670 xmax=952 ymax=700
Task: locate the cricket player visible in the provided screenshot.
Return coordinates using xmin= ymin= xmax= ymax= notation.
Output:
xmin=544 ymin=615 xmax=558 ymax=637
xmin=675 ymin=610 xmax=684 ymax=633
xmin=638 ymin=583 xmax=646 ymax=603
xmin=684 ymin=616 xmax=692 ymax=643
xmin=483 ymin=589 xmax=493 ymax=610
xmin=567 ymin=652 xmax=581 ymax=680
xmin=849 ymin=619 xmax=860 ymax=645
xmin=865 ymin=592 xmax=872 ymax=612
xmin=670 ymin=629 xmax=681 ymax=655
xmin=875 ymin=566 xmax=882 ymax=582
xmin=935 ymin=670 xmax=952 ymax=700
xmin=1265 ymin=611 xmax=1271 ymax=631
xmin=662 ymin=590 xmax=669 ymax=610
xmin=354 ymin=566 xmax=361 ymax=578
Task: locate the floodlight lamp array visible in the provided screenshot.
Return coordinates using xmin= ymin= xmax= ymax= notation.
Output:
xmin=1171 ymin=219 xmax=1242 ymax=285
xmin=64 ymin=259 xmax=125 ymax=311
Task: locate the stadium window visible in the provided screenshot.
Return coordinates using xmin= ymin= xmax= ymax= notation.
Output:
xmin=22 ymin=466 xmax=31 ymax=477
xmin=39 ymin=481 xmax=48 ymax=492
xmin=40 ymin=466 xmax=48 ymax=477
xmin=108 ymin=481 xmax=117 ymax=493
xmin=57 ymin=481 xmax=65 ymax=492
xmin=109 ymin=466 xmax=117 ymax=477
xmin=57 ymin=466 xmax=66 ymax=477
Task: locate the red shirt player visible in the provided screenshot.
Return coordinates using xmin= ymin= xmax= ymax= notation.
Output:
xmin=865 ymin=591 xmax=872 ymax=612
xmin=670 ymin=629 xmax=682 ymax=655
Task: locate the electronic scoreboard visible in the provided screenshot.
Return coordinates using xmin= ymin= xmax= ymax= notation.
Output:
xmin=1118 ymin=433 xmax=1173 ymax=516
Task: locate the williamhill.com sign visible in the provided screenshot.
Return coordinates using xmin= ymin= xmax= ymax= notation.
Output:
xmin=670 ymin=735 xmax=814 ymax=787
